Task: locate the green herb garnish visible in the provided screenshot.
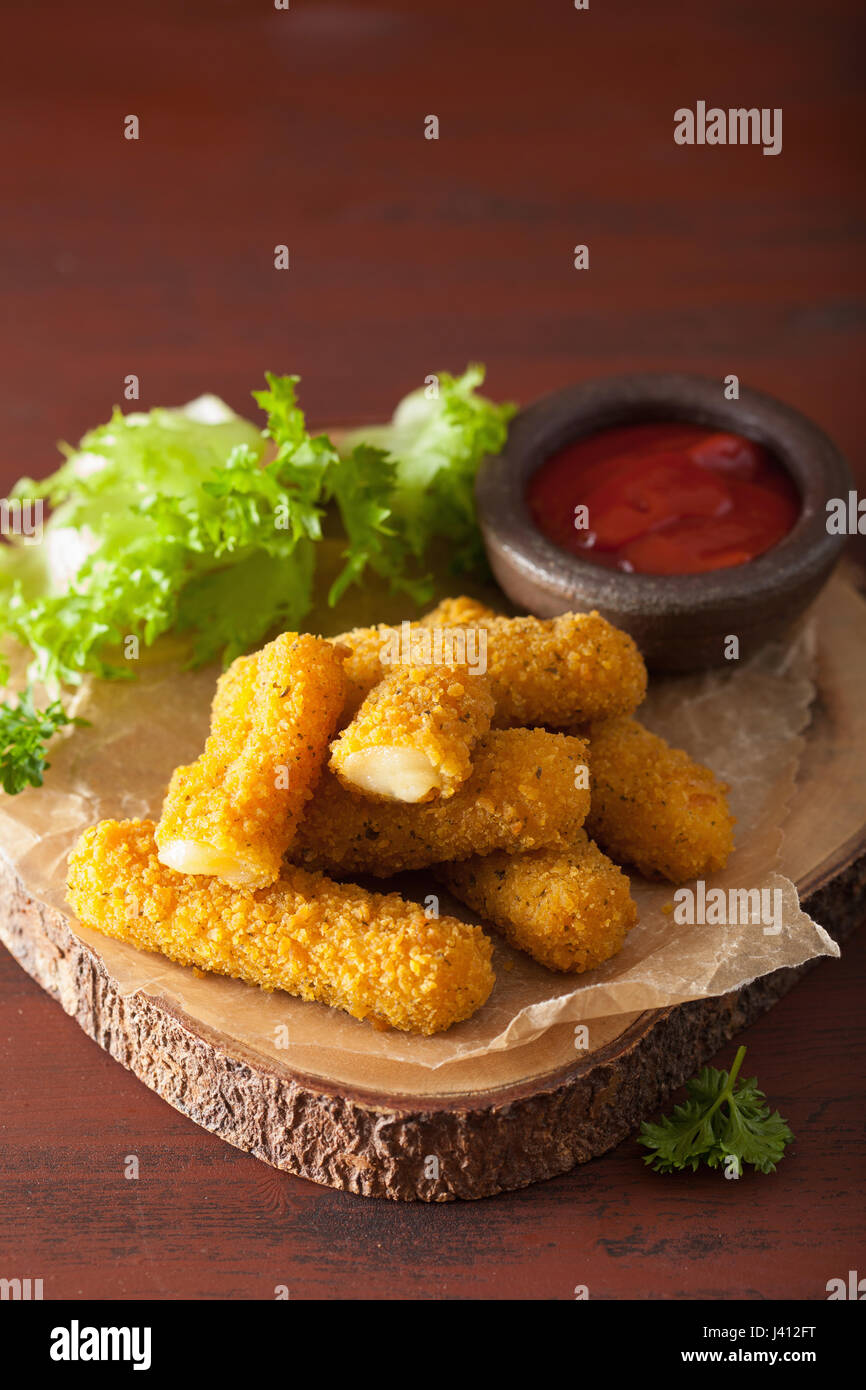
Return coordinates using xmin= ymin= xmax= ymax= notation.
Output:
xmin=0 ymin=688 xmax=87 ymax=795
xmin=638 ymin=1046 xmax=794 ymax=1176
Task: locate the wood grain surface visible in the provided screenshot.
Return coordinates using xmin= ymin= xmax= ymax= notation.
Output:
xmin=1 ymin=0 xmax=864 ymax=1296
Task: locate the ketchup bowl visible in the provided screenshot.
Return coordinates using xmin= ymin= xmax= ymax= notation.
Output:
xmin=475 ymin=372 xmax=852 ymax=670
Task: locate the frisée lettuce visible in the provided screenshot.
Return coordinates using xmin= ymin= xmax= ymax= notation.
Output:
xmin=0 ymin=367 xmax=512 ymax=789
xmin=340 ymin=365 xmax=515 ymax=571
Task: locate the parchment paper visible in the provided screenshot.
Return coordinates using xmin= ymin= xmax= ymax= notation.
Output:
xmin=0 ymin=605 xmax=838 ymax=1071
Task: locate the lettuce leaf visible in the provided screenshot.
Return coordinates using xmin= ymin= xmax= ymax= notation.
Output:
xmin=341 ymin=364 xmax=515 ymax=571
xmin=0 ymin=368 xmax=511 ymax=695
xmin=322 ymin=444 xmax=431 ymax=608
xmin=0 ymin=392 xmax=318 ymax=685
xmin=252 ymin=374 xmax=432 ymax=609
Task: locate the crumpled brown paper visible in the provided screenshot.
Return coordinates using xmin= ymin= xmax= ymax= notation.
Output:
xmin=0 ymin=581 xmax=840 ymax=1073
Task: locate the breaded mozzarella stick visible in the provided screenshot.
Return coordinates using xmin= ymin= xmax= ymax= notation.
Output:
xmin=156 ymin=632 xmax=345 ymax=889
xmin=418 ymin=596 xmax=500 ymax=628
xmin=327 ymin=622 xmax=395 ymax=719
xmin=330 ymin=662 xmax=494 ymax=802
xmin=438 ymin=834 xmax=637 ymax=973
xmin=333 ymin=603 xmax=647 ymax=728
xmin=584 ymin=716 xmax=735 ymax=882
xmin=330 ymin=598 xmax=501 ymax=720
xmin=295 ymin=728 xmax=591 ymax=875
xmin=68 ymin=820 xmax=495 ymax=1035
xmin=449 ymin=606 xmax=647 ymax=727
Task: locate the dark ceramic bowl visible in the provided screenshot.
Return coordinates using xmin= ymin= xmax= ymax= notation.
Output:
xmin=475 ymin=372 xmax=852 ymax=670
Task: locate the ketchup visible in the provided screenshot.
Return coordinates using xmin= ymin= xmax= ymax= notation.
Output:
xmin=526 ymin=423 xmax=799 ymax=575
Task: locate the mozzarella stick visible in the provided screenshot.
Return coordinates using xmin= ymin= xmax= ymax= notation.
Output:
xmin=330 ymin=598 xmax=500 ymax=719
xmin=418 ymin=596 xmax=500 ymax=628
xmin=456 ymin=606 xmax=646 ymax=727
xmin=156 ymin=632 xmax=346 ymax=889
xmin=330 ymin=622 xmax=396 ymax=718
xmin=584 ymin=716 xmax=735 ymax=882
xmin=438 ymin=833 xmax=637 ymax=973
xmin=295 ymin=728 xmax=591 ymax=876
xmin=332 ymin=602 xmax=647 ymax=728
xmin=330 ymin=661 xmax=494 ymax=803
xmin=68 ymin=819 xmax=495 ymax=1035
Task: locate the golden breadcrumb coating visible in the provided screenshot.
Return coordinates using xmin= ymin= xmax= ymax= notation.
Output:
xmin=332 ymin=602 xmax=646 ymax=729
xmin=331 ymin=598 xmax=496 ymax=721
xmin=329 ymin=622 xmax=396 ymax=719
xmin=68 ymin=819 xmax=494 ymax=1035
xmin=584 ymin=716 xmax=736 ymax=882
xmin=419 ymin=596 xmax=501 ymax=628
xmin=438 ymin=832 xmax=637 ymax=973
xmin=209 ymin=650 xmax=255 ymax=723
xmin=156 ymin=632 xmax=346 ymax=889
xmin=452 ymin=606 xmax=646 ymax=727
xmin=295 ymin=728 xmax=591 ymax=876
xmin=330 ymin=661 xmax=494 ymax=802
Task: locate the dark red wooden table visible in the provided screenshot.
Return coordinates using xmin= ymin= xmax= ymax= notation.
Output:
xmin=1 ymin=0 xmax=864 ymax=1299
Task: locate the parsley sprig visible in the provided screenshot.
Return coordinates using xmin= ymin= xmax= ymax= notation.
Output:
xmin=639 ymin=1046 xmax=794 ymax=1176
xmin=0 ymin=688 xmax=87 ymax=795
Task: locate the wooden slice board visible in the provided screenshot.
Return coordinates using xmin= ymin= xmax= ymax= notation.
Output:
xmin=2 ymin=575 xmax=866 ymax=1201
